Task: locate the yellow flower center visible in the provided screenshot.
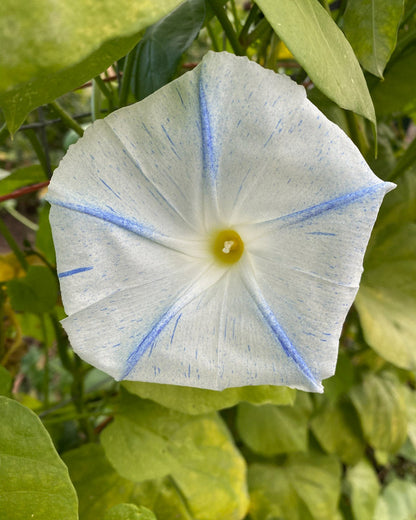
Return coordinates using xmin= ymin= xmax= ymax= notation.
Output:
xmin=211 ymin=229 xmax=244 ymax=265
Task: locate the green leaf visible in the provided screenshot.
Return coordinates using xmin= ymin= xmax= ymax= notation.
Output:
xmin=255 ymin=0 xmax=375 ymax=123
xmin=236 ymin=392 xmax=311 ymax=456
xmin=371 ymin=45 xmax=416 ymax=116
xmin=0 ymin=396 xmax=78 ymax=520
xmin=123 ymin=381 xmax=295 ymax=415
xmin=343 ymin=0 xmax=405 ymax=78
xmin=0 ymin=0 xmax=184 ymax=134
xmin=248 ymin=452 xmax=342 ymax=520
xmin=101 ymin=391 xmax=249 ymax=520
xmin=355 ymin=170 xmax=416 ymax=370
xmin=346 ymin=459 xmax=380 ymax=520
xmin=350 ymin=373 xmax=407 ymax=453
xmin=63 ymin=444 xmax=192 ymax=520
xmin=0 ymin=366 xmax=12 ymax=396
xmin=104 ymin=503 xmax=156 ymax=520
xmin=7 ymin=265 xmax=58 ymax=313
xmin=36 ymin=204 xmax=56 ymax=266
xmin=132 ymin=0 xmax=206 ymax=100
xmin=0 ymin=164 xmax=48 ymax=197
xmin=373 ymin=479 xmax=416 ymax=520
xmin=310 ymin=400 xmax=365 ymax=465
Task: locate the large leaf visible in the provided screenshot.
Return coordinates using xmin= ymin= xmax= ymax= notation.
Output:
xmin=346 ymin=459 xmax=380 ymax=520
xmin=255 ymin=0 xmax=375 ymax=123
xmin=132 ymin=0 xmax=206 ymax=100
xmin=7 ymin=265 xmax=58 ymax=314
xmin=343 ymin=0 xmax=405 ymax=78
xmin=310 ymin=400 xmax=365 ymax=465
xmin=0 ymin=396 xmax=78 ymax=520
xmin=373 ymin=479 xmax=416 ymax=520
xmin=63 ymin=444 xmax=193 ymax=520
xmin=350 ymin=373 xmax=407 ymax=453
xmin=355 ymin=170 xmax=416 ymax=369
xmin=236 ymin=392 xmax=311 ymax=456
xmin=101 ymin=391 xmax=249 ymax=520
xmin=248 ymin=452 xmax=342 ymax=520
xmin=371 ymin=44 xmax=416 ymax=116
xmin=123 ymin=381 xmax=295 ymax=415
xmin=0 ymin=0 xmax=184 ymax=133
xmin=0 ymin=366 xmax=12 ymax=396
xmin=104 ymin=503 xmax=156 ymax=520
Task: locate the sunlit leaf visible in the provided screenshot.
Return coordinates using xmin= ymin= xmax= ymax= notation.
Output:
xmin=255 ymin=0 xmax=375 ymax=122
xmin=123 ymin=381 xmax=295 ymax=415
xmin=374 ymin=479 xmax=416 ymax=520
xmin=101 ymin=391 xmax=249 ymax=520
xmin=350 ymin=373 xmax=407 ymax=453
xmin=7 ymin=265 xmax=58 ymax=313
xmin=0 ymin=396 xmax=78 ymax=520
xmin=104 ymin=503 xmax=156 ymax=520
xmin=346 ymin=459 xmax=380 ymax=520
xmin=0 ymin=0 xmax=184 ymax=133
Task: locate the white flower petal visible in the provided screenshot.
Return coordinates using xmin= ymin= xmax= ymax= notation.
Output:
xmin=50 ymin=205 xmax=206 ymax=316
xmin=124 ymin=264 xmax=321 ymax=392
xmin=197 ymin=52 xmax=391 ymax=225
xmin=61 ymin=263 xmax=224 ymax=381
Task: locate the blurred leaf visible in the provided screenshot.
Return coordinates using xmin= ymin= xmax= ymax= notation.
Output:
xmin=249 ymin=452 xmax=341 ymax=520
xmin=123 ymin=381 xmax=295 ymax=415
xmin=356 ymin=170 xmax=416 ymax=370
xmin=310 ymin=400 xmax=365 ymax=465
xmin=104 ymin=503 xmax=156 ymax=520
xmin=404 ymin=386 xmax=416 ymax=451
xmin=0 ymin=0 xmax=184 ymax=133
xmin=371 ymin=44 xmax=416 ymax=115
xmin=307 ymin=88 xmax=350 ymax=135
xmin=346 ymin=459 xmax=380 ymax=520
xmin=236 ymin=392 xmax=311 ymax=456
xmin=350 ymin=373 xmax=407 ymax=453
xmin=343 ymin=0 xmax=404 ymax=78
xmin=132 ymin=0 xmax=206 ymax=100
xmin=373 ymin=479 xmax=416 ymax=520
xmin=7 ymin=265 xmax=58 ymax=313
xmin=322 ymin=352 xmax=357 ymax=402
xmin=255 ymin=0 xmax=375 ymax=123
xmin=63 ymin=444 xmax=193 ymax=520
xmin=36 ymin=204 xmax=56 ymax=265
xmin=0 ymin=164 xmax=47 ymax=196
xmin=0 ymin=366 xmax=12 ymax=396
xmin=101 ymin=391 xmax=249 ymax=520
xmin=0 ymin=396 xmax=78 ymax=520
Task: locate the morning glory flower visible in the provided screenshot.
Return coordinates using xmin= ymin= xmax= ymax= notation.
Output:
xmin=47 ymin=51 xmax=394 ymax=392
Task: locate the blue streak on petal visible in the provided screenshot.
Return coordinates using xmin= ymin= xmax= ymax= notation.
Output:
xmin=99 ymin=178 xmax=121 ymax=200
xmin=122 ymin=303 xmax=181 ymax=379
xmin=306 ymin=231 xmax=336 ymax=236
xmin=248 ymin=283 xmax=321 ymax=390
xmin=161 ymin=124 xmax=181 ymax=160
xmin=48 ymin=198 xmax=161 ymax=242
xmin=275 ymin=184 xmax=387 ymax=226
xmin=58 ymin=266 xmax=93 ymax=278
xmin=198 ymin=78 xmax=217 ymax=183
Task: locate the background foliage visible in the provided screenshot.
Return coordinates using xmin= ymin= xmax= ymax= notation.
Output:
xmin=1 ymin=1 xmax=416 ymax=519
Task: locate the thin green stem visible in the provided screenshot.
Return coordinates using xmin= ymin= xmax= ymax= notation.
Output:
xmin=51 ymin=313 xmax=73 ymax=373
xmin=245 ymin=17 xmax=272 ymax=47
xmin=208 ymin=0 xmax=245 ymax=55
xmin=239 ymin=3 xmax=259 ymax=45
xmin=206 ymin=20 xmax=220 ymax=51
xmin=390 ymin=137 xmax=416 ymax=180
xmin=94 ymin=75 xmax=115 ymax=110
xmin=4 ymin=206 xmax=38 ymax=231
xmin=91 ymin=79 xmax=102 ymax=122
xmin=0 ymin=216 xmax=28 ymax=270
xmin=23 ymin=129 xmax=49 ymax=178
xmin=49 ymin=101 xmax=84 ymax=137
xmin=119 ymin=51 xmax=136 ymax=107
xmin=229 ymin=0 xmax=241 ymax=32
xmin=71 ymin=354 xmax=95 ymax=441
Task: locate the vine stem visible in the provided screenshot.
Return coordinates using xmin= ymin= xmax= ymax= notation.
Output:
xmin=119 ymin=51 xmax=135 ymax=107
xmin=49 ymin=101 xmax=84 ymax=137
xmin=207 ymin=0 xmax=245 ymax=55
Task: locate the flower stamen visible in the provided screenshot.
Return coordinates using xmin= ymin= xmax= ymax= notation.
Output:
xmin=212 ymin=229 xmax=244 ymax=264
